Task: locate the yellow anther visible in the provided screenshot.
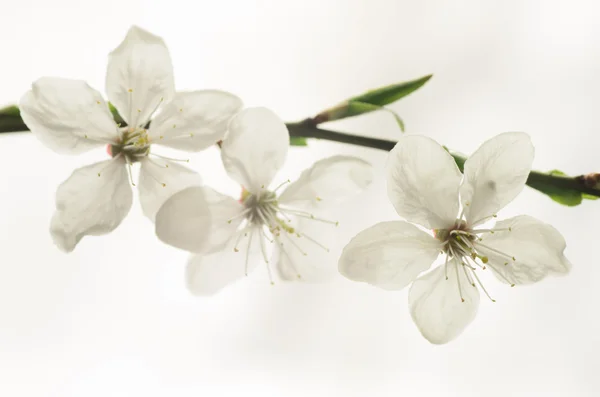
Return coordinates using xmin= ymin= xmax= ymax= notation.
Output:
xmin=234 ymin=248 xmax=239 ymax=252
xmin=128 ymin=88 xmax=133 ymax=92
xmin=316 ymin=196 xmax=322 ymax=201
xmin=162 ymin=183 xmax=166 ymax=187
xmin=96 ymin=100 xmax=100 ymax=104
xmin=172 ymin=124 xmax=176 ymax=128
xmin=481 ymin=256 xmax=489 ymax=264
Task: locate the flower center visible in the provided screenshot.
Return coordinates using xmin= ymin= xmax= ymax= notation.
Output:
xmin=242 ymin=189 xmax=279 ymax=227
xmin=434 ymin=219 xmax=480 ymax=260
xmin=109 ymin=127 xmax=151 ymax=163
xmin=434 ymin=218 xmax=519 ymax=303
xmin=224 ymin=184 xmax=339 ymax=284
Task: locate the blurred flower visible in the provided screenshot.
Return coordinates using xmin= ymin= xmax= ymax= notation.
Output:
xmin=19 ymin=26 xmax=242 ymax=252
xmin=338 ymin=132 xmax=572 ymax=344
xmin=155 ymin=107 xmax=373 ymax=295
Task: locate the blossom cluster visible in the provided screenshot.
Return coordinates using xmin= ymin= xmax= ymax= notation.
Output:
xmin=20 ymin=26 xmax=571 ymax=344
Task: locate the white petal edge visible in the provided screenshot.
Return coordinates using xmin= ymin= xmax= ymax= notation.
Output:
xmin=278 ymin=155 xmax=373 ymax=208
xmin=409 ymin=261 xmax=480 ymax=344
xmin=460 ymin=132 xmax=534 ymax=226
xmin=221 ymin=107 xmax=289 ymax=192
xmin=106 ymin=25 xmax=175 ymax=128
xmin=386 ymin=135 xmax=462 ymax=229
xmin=50 ymin=158 xmax=132 ymax=252
xmin=149 ymin=90 xmax=243 ymax=151
xmin=186 ymin=227 xmax=262 ymax=296
xmin=20 ymin=77 xmax=118 ymax=154
xmin=476 ymin=215 xmax=572 ymax=285
xmin=155 ymin=186 xmax=245 ymax=254
xmin=338 ymin=221 xmax=442 ymax=290
xmin=138 ymin=157 xmax=203 ymax=221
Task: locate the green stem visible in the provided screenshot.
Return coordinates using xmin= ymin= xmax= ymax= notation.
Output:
xmin=2 ymin=105 xmax=599 ymax=200
xmin=286 ymin=121 xmax=600 ymax=199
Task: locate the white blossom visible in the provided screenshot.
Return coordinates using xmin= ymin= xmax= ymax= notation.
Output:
xmin=339 ymin=132 xmax=572 ymax=344
xmin=19 ymin=26 xmax=242 ymax=252
xmin=155 ymin=107 xmax=373 ymax=295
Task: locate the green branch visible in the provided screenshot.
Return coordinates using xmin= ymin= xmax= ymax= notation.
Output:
xmin=3 ymin=71 xmax=599 ymax=207
xmin=286 ymin=121 xmax=600 ymax=205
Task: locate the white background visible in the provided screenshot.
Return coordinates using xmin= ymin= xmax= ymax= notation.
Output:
xmin=1 ymin=0 xmax=599 ymax=396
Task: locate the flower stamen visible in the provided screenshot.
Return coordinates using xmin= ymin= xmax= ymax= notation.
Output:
xmin=125 ymin=160 xmax=136 ymax=186
xmin=280 ymin=231 xmax=308 ymax=256
xmin=297 ymin=231 xmax=330 ymax=252
xmin=150 ymin=153 xmax=190 ymax=163
xmin=276 ymin=238 xmax=302 ymax=279
xmin=227 ymin=208 xmax=252 ymax=224
xmin=454 ymin=259 xmax=465 ymax=303
xmin=468 ymin=262 xmax=496 ymax=302
xmin=245 ymin=228 xmax=255 ymax=276
xmin=279 ymin=207 xmax=338 ymax=226
xmin=272 ymin=179 xmax=291 ymax=192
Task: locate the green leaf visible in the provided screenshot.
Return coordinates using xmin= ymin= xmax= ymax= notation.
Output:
xmin=543 ymin=186 xmax=583 ymax=206
xmin=0 ymin=105 xmax=28 ymax=133
xmin=348 ymin=74 xmax=433 ymax=106
xmin=345 ymin=101 xmax=405 ymax=131
xmin=0 ymin=105 xmax=20 ymax=117
xmin=290 ymin=136 xmax=308 ymax=146
xmin=108 ymin=102 xmax=126 ymax=126
xmin=311 ymin=74 xmax=432 ymax=125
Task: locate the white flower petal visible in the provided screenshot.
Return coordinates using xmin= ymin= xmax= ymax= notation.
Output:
xmin=273 ymin=217 xmax=338 ymax=282
xmin=409 ymin=261 xmax=480 ymax=344
xmin=106 ymin=25 xmax=175 ymax=128
xmin=19 ymin=77 xmax=118 ymax=154
xmin=460 ymin=132 xmax=534 ymax=226
xmin=148 ymin=90 xmax=243 ymax=151
xmin=387 ymin=135 xmax=462 ymax=229
xmin=138 ymin=158 xmax=202 ymax=221
xmin=186 ymin=227 xmax=262 ymax=296
xmin=155 ymin=186 xmax=244 ymax=254
xmin=221 ymin=107 xmax=289 ymax=192
xmin=278 ymin=155 xmax=373 ymax=208
xmin=50 ymin=158 xmax=132 ymax=252
xmin=476 ymin=215 xmax=572 ymax=285
xmin=339 ymin=221 xmax=442 ymax=290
